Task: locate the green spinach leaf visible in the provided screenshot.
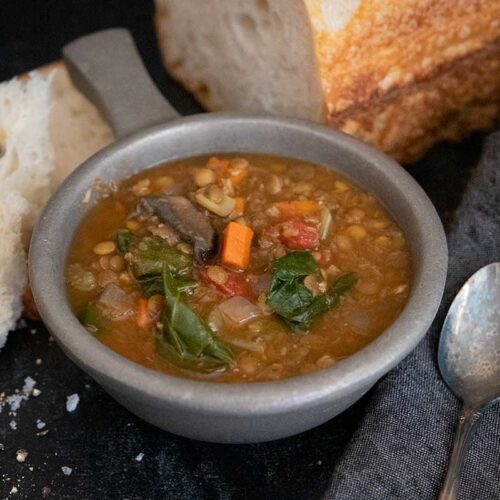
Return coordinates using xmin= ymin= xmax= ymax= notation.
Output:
xmin=116 ymin=230 xmax=195 ymax=294
xmin=156 ymin=337 xmax=229 ymax=373
xmin=158 ymin=265 xmax=232 ymax=371
xmin=267 ymin=251 xmax=357 ymax=331
xmin=116 ymin=229 xmax=134 ymax=253
xmin=326 ymin=273 xmax=358 ymax=304
xmin=173 ymin=277 xmax=198 ymax=294
xmin=270 ymin=251 xmax=318 ymax=283
xmin=137 ymin=275 xmax=164 ymax=296
xmin=131 ymin=236 xmax=192 ymax=278
xmin=267 ymin=279 xmax=314 ymax=319
xmin=138 ymin=275 xmax=198 ymax=297
xmin=78 ymin=303 xmax=102 ymax=335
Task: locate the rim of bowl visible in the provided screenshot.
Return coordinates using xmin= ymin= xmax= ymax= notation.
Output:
xmin=29 ymin=114 xmax=447 ymax=416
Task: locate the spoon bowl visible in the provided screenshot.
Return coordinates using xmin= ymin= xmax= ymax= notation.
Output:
xmin=439 ymin=262 xmax=500 ymax=408
xmin=438 ymin=262 xmax=500 ymax=499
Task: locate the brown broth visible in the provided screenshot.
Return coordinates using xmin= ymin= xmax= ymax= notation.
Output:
xmin=66 ymin=154 xmax=411 ymax=382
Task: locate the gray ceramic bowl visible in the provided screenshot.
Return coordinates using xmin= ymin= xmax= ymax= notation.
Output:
xmin=29 ymin=30 xmax=447 ymax=443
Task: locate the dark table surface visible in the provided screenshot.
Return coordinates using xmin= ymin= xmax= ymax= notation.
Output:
xmin=0 ymin=1 xmax=488 ymax=499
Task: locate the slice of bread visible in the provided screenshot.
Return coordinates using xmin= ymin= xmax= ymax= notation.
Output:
xmin=0 ymin=71 xmax=54 ymax=237
xmin=155 ymin=0 xmax=500 ymax=163
xmin=155 ymin=0 xmax=325 ymax=122
xmin=47 ymin=64 xmax=114 ymax=187
xmin=0 ymin=193 xmax=29 ymax=348
xmin=0 ymin=62 xmax=113 ymax=347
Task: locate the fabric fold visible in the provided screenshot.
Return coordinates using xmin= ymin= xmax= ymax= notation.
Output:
xmin=328 ymin=132 xmax=500 ymax=500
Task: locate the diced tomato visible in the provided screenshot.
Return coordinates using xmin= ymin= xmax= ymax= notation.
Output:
xmin=198 ymin=267 xmax=253 ymax=298
xmin=281 ymin=217 xmax=319 ymax=250
xmin=261 ymin=216 xmax=319 ymax=251
xmin=220 ymin=273 xmax=253 ymax=298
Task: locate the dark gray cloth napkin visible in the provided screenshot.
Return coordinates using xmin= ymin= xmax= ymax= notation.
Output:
xmin=328 ymin=132 xmax=500 ymax=499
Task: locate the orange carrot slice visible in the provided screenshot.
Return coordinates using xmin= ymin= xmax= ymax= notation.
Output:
xmin=221 ymin=222 xmax=254 ymax=270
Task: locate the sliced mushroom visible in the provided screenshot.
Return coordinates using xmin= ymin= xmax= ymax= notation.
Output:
xmin=195 ymin=186 xmax=235 ymax=217
xmin=142 ymin=196 xmax=218 ymax=263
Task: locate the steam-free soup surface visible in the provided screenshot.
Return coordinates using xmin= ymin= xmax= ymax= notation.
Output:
xmin=66 ymin=154 xmax=411 ymax=382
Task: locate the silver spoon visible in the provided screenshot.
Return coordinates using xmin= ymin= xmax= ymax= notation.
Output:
xmin=438 ymin=262 xmax=500 ymax=500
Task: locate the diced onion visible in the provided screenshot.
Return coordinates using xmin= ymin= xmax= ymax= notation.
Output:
xmin=218 ymin=296 xmax=261 ymax=325
xmin=98 ymin=284 xmax=134 ymax=320
xmin=350 ymin=314 xmax=372 ymax=332
xmin=207 ymin=307 xmax=225 ymax=332
xmin=224 ymin=336 xmax=265 ymax=353
xmin=343 ymin=308 xmax=373 ymax=333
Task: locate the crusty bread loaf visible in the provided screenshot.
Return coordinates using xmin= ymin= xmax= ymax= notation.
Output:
xmin=0 ymin=62 xmax=113 ymax=347
xmin=155 ymin=0 xmax=500 ymax=163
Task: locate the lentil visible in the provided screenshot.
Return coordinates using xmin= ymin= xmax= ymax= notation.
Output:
xmin=93 ymin=241 xmax=116 ymax=255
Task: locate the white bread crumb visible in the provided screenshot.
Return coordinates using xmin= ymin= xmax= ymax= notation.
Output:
xmin=65 ymin=393 xmax=79 ymax=412
xmin=61 ymin=466 xmax=72 ymax=476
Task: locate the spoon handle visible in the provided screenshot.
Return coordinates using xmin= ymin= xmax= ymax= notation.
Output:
xmin=439 ymin=406 xmax=482 ymax=500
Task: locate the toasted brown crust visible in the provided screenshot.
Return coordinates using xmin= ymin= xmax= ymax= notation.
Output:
xmin=330 ymin=40 xmax=500 ymax=163
xmin=16 ymin=59 xmax=63 ymax=81
xmin=308 ymin=0 xmax=500 ymax=112
xmin=305 ymin=0 xmax=500 ymax=162
xmin=37 ymin=60 xmax=64 ymax=76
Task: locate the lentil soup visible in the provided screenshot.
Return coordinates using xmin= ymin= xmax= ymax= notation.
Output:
xmin=66 ymin=154 xmax=411 ymax=382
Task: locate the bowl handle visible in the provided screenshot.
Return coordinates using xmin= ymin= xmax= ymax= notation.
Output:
xmin=63 ymin=29 xmax=179 ymax=139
